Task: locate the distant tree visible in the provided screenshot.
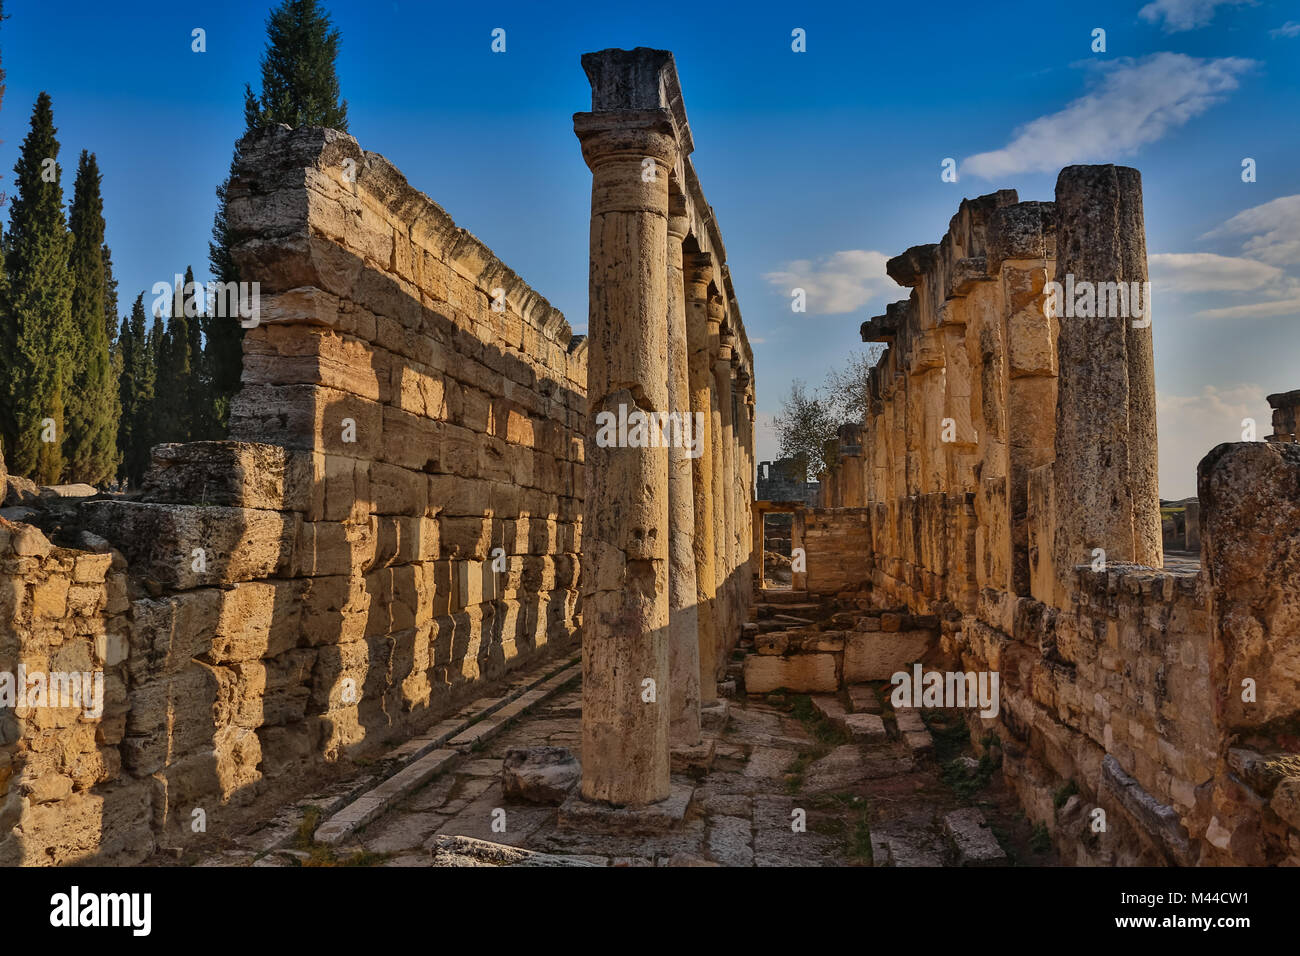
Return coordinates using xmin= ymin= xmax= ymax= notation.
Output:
xmin=179 ymin=265 xmax=217 ymax=439
xmin=208 ymin=0 xmax=349 ymax=430
xmin=821 ymin=345 xmax=884 ymax=430
xmin=116 ymin=293 xmax=155 ymax=485
xmin=772 ymin=380 xmax=837 ymax=479
xmin=102 ymin=242 xmax=118 ymax=344
xmin=151 ymin=295 xmax=191 ymax=446
xmin=0 ymin=93 xmax=73 ymax=483
xmin=65 ymin=150 xmax=120 ymax=484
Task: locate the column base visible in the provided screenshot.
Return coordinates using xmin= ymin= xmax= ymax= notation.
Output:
xmin=557 ymin=782 xmax=694 ymax=835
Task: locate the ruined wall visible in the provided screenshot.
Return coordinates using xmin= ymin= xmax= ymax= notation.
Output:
xmin=822 ymin=167 xmax=1300 ymax=866
xmin=803 ymin=507 xmax=871 ymax=596
xmin=4 ymin=126 xmax=585 ymax=863
xmin=0 ymin=522 xmax=151 ymax=865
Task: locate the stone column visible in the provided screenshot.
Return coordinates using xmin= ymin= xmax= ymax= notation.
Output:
xmin=666 ymin=191 xmax=701 ymax=746
xmin=574 ymin=106 xmax=678 ymax=805
xmin=707 ymin=295 xmax=730 ymax=677
xmin=1051 ymin=165 xmax=1161 ymax=599
xmin=1183 ymin=499 xmax=1201 ymax=552
xmin=684 ymin=252 xmax=719 ymax=702
xmin=715 ymin=322 xmax=738 ymax=664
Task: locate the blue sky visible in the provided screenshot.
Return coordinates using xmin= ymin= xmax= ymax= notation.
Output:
xmin=2 ymin=0 xmax=1298 ymax=496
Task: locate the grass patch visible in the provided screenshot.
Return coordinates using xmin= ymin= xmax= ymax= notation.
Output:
xmin=1029 ymin=822 xmax=1052 ymax=854
xmin=1053 ymin=780 xmax=1079 ymax=810
xmin=777 ymin=693 xmax=850 ymax=793
xmin=290 ymin=805 xmax=392 ymax=867
xmin=294 ymin=806 xmax=323 ymax=850
xmin=809 ymin=792 xmax=873 ymax=864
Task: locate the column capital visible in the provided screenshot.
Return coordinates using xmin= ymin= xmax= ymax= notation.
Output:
xmin=683 ymin=251 xmax=714 ymax=288
xmin=667 ymin=186 xmax=690 ymax=243
xmin=574 ymin=109 xmax=679 ymax=172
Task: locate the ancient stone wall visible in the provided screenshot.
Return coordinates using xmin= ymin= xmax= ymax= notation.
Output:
xmin=0 ymin=521 xmax=152 ymax=865
xmin=818 ymin=166 xmax=1300 ymax=866
xmin=3 ymin=126 xmax=586 ymax=863
xmin=803 ymin=508 xmax=871 ymax=596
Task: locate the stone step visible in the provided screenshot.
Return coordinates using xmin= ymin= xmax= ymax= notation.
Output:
xmin=313 ymin=660 xmax=580 ymax=846
xmin=942 ymin=808 xmax=1008 ymax=866
xmin=760 ymin=590 xmax=810 ymax=604
xmin=847 ymin=684 xmax=882 ymax=714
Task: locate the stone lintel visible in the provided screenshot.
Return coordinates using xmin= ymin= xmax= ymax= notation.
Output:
xmin=581 ymin=47 xmax=693 ymax=156
xmin=947 ymin=255 xmax=991 ymax=298
xmin=887 ymin=243 xmax=939 ymax=287
xmin=987 ymin=200 xmax=1057 ymax=274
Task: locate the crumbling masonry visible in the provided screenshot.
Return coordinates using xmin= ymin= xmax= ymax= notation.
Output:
xmin=2 ymin=48 xmax=1295 ymax=868
xmin=802 ymin=172 xmax=1300 ymax=865
xmin=0 ymin=48 xmax=754 ymax=863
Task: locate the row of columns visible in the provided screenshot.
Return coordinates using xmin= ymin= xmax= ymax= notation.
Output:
xmin=575 ymin=48 xmax=755 ymax=807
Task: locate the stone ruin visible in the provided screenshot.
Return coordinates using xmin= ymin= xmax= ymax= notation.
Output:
xmin=756 ymin=457 xmax=819 ymax=506
xmin=0 ymin=47 xmax=755 ymax=864
xmin=784 ymin=171 xmax=1300 ymax=865
xmin=2 ymin=46 xmax=1296 ymax=869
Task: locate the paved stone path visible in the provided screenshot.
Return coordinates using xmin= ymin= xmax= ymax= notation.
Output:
xmin=212 ymin=677 xmax=1045 ymax=867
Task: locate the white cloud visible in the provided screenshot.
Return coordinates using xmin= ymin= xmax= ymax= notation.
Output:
xmin=1201 ymin=194 xmax=1300 ymax=266
xmin=1148 ymin=252 xmax=1285 ymax=292
xmin=1272 ymin=21 xmax=1300 ymax=37
xmin=962 ymin=53 xmax=1253 ymax=179
xmin=1193 ymin=296 xmax=1300 ymax=320
xmin=763 ymin=249 xmax=892 ymax=315
xmin=1156 ymin=384 xmax=1268 ymax=497
xmin=1139 ymin=0 xmax=1253 ymax=33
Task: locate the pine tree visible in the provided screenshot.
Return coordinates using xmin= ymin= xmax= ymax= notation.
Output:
xmin=178 ymin=265 xmax=215 ymax=439
xmin=65 ymin=150 xmax=120 ymax=484
xmin=102 ymin=243 xmax=118 ymax=345
xmin=150 ymin=295 xmax=191 ymax=449
xmin=116 ymin=293 xmax=155 ymax=485
xmin=0 ymin=92 xmax=73 ymax=483
xmin=208 ymin=0 xmax=348 ymax=432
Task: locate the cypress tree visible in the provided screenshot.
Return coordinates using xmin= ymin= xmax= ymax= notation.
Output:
xmin=179 ymin=265 xmax=215 ymax=439
xmin=103 ymin=243 xmax=118 ymax=345
xmin=0 ymin=92 xmax=73 ymax=483
xmin=208 ymin=0 xmax=348 ymax=432
xmin=116 ymin=293 xmax=155 ymax=485
xmin=65 ymin=150 xmax=120 ymax=484
xmin=150 ymin=297 xmax=190 ymax=445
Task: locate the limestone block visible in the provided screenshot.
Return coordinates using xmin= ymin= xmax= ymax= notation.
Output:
xmin=128 ymin=590 xmax=223 ymax=681
xmin=370 ymin=461 xmax=427 ymax=516
xmin=843 ymin=629 xmax=934 ymax=682
xmin=427 ymin=475 xmax=491 ymax=517
xmin=242 ymin=324 xmax=383 ymax=401
xmin=379 ymin=405 xmax=441 ymax=472
xmin=208 ymin=580 xmax=305 ymax=664
xmin=1199 ymin=441 xmax=1300 ymax=730
xmin=743 ymin=653 xmax=839 ymax=693
xmin=440 ymin=515 xmax=492 ymax=560
xmin=83 ymin=501 xmax=297 ymax=589
xmin=502 ymin=747 xmax=580 ymax=805
xmin=230 ymin=383 xmax=383 ymax=458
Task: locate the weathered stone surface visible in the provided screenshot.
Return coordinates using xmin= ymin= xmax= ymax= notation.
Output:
xmin=501 ymin=747 xmax=580 ymax=805
xmin=843 ymin=630 xmax=933 ymax=682
xmin=943 ymin=807 xmax=1007 ymax=866
xmin=743 ymin=653 xmax=838 ymax=694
